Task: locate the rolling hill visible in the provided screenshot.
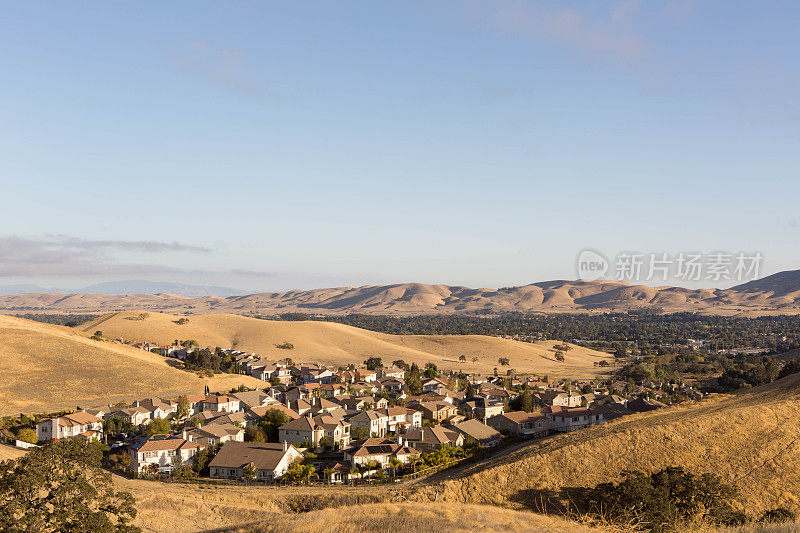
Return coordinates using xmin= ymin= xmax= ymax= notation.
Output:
xmin=432 ymin=371 xmax=800 ymax=516
xmin=2 ymin=270 xmax=800 ymax=316
xmin=75 ymin=311 xmax=612 ymax=378
xmin=0 ymin=315 xmax=266 ymax=416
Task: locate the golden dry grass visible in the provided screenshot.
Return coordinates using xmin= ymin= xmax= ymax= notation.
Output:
xmin=75 ymin=311 xmax=612 ymax=378
xmin=110 ymin=474 xmax=605 ymax=533
xmin=234 ymin=502 xmax=607 ymax=533
xmin=0 ymin=315 xmax=266 ymax=416
xmin=0 ymin=444 xmax=25 ymax=462
xmin=434 ymin=373 xmax=800 ymax=516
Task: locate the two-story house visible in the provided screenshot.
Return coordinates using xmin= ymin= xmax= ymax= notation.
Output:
xmin=36 ymin=412 xmax=103 ymax=442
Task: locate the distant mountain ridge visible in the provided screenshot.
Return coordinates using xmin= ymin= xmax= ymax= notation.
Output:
xmin=0 ymin=270 xmax=799 ymax=316
xmin=0 ymin=280 xmax=244 ymax=297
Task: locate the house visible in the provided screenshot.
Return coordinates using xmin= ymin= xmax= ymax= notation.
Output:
xmin=209 ymin=442 xmax=303 ymax=481
xmin=278 ymin=414 xmax=349 ymax=447
xmin=287 ymin=399 xmax=313 ymax=415
xmin=377 ymin=377 xmax=405 ymax=393
xmin=202 ymin=395 xmax=240 ymax=413
xmin=378 ymin=366 xmax=406 ymax=380
xmin=481 ymin=388 xmax=516 ymax=403
xmin=185 ymin=423 xmax=245 ymax=446
xmin=343 ymin=438 xmax=415 ymax=468
xmin=183 ymin=394 xmax=207 ymax=415
xmin=422 ymin=378 xmax=449 ymax=394
xmin=402 ymin=426 xmax=463 ymax=452
xmin=357 ymin=369 xmax=377 ymax=383
xmin=36 ymin=412 xmax=103 ymax=442
xmin=534 ymin=390 xmax=584 ymax=408
xmin=252 ymin=365 xmax=292 ymax=384
xmin=413 ymin=401 xmax=458 ymax=422
xmin=312 ymin=414 xmax=351 ymax=448
xmin=284 ymin=387 xmax=311 ymax=404
xmin=378 ymin=406 xmax=422 ymax=433
xmin=547 ymin=407 xmax=604 ymax=432
xmin=449 ymin=419 xmax=503 ymax=447
xmin=131 ymin=398 xmax=176 ymax=420
xmin=459 ymin=397 xmax=504 ymax=423
xmin=308 ymin=397 xmax=343 ymax=416
xmin=488 ymin=411 xmax=549 ymax=438
xmin=231 ymin=391 xmax=275 ymax=410
xmin=348 ymin=410 xmax=389 ymax=438
xmin=128 ymin=435 xmax=202 ymax=474
xmin=300 ymin=368 xmax=336 ymax=384
xmin=106 ymin=406 xmax=152 ymax=426
xmin=626 ymin=397 xmax=667 ymax=413
xmin=319 ymin=383 xmax=347 ymax=398
xmin=201 ymin=412 xmax=247 ymax=427
xmin=246 ymin=404 xmax=300 ymax=425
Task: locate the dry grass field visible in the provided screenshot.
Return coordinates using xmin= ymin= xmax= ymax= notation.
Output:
xmin=0 ymin=315 xmax=266 ymax=416
xmin=433 ymin=373 xmax=800 ymax=516
xmin=75 ymin=311 xmax=612 ymax=378
xmin=110 ymin=475 xmax=605 ymax=533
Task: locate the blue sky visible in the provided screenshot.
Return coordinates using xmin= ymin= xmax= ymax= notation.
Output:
xmin=1 ymin=1 xmax=799 ymax=291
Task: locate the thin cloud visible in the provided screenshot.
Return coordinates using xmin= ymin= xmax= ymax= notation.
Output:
xmin=464 ymin=0 xmax=648 ymax=65
xmin=0 ymin=235 xmax=208 ymax=277
xmin=173 ymin=37 xmax=270 ymax=98
xmin=230 ymin=269 xmax=277 ymax=278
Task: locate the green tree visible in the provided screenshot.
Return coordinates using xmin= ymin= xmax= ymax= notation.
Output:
xmin=364 ymin=357 xmax=383 ymax=370
xmin=244 ymin=426 xmax=266 ymax=442
xmin=146 ymin=417 xmax=170 ymax=436
xmin=0 ymin=438 xmax=139 ymax=532
xmin=14 ymin=427 xmax=37 ymax=444
xmin=351 ymin=425 xmax=369 ymax=441
xmin=285 ymin=460 xmax=315 ymax=484
xmin=519 ymin=389 xmax=534 ymax=413
xmin=175 ymin=396 xmax=190 ymax=419
xmin=388 ymin=456 xmax=402 ymax=478
xmin=424 ymin=363 xmax=438 ymax=379
xmin=258 ymin=409 xmax=291 ymax=442
xmin=242 ymin=463 xmax=257 ymax=480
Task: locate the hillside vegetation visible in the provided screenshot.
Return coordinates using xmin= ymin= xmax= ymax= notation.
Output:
xmin=433 ymin=372 xmax=800 ymax=516
xmin=0 ymin=315 xmax=265 ymax=416
xmin=76 ymin=311 xmax=612 ymax=377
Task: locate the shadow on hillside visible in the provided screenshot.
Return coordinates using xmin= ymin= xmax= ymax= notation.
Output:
xmin=509 ymin=486 xmax=591 ymax=515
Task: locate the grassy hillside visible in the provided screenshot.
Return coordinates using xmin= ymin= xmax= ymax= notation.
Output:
xmin=433 ymin=373 xmax=800 ymax=516
xmin=0 ymin=315 xmax=265 ymax=416
xmin=111 ymin=476 xmax=603 ymax=533
xmin=76 ymin=311 xmax=612 ymax=378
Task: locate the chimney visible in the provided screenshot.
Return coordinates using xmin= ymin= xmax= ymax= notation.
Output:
xmin=283 ymin=441 xmax=288 ymax=451
xmin=182 ymin=429 xmax=188 ymax=440
xmin=398 ymin=436 xmax=403 ymax=446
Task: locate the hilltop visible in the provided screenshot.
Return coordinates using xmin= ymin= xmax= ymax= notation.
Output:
xmin=75 ymin=311 xmax=612 ymax=378
xmin=2 ymin=270 xmax=800 ymax=316
xmin=432 ymin=372 xmax=800 ymax=516
xmin=0 ymin=315 xmax=265 ymax=416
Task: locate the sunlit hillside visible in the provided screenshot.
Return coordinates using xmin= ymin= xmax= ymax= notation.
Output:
xmin=77 ymin=311 xmax=612 ymax=378
xmin=433 ymin=373 xmax=800 ymax=516
xmin=0 ymin=315 xmax=265 ymax=416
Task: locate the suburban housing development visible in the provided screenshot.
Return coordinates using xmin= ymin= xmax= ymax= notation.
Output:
xmin=19 ymin=340 xmax=687 ymax=485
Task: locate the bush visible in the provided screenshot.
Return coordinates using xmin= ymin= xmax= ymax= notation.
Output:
xmin=580 ymin=467 xmax=745 ymax=532
xmin=276 ymin=342 xmax=294 ymax=350
xmin=15 ymin=427 xmax=37 ymax=444
xmin=761 ymin=507 xmax=796 ymax=523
